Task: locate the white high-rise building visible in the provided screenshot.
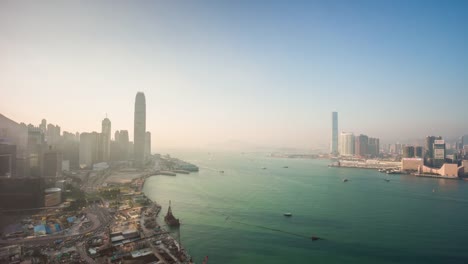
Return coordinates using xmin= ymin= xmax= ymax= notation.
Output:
xmin=339 ymin=132 xmax=355 ymax=156
xmin=331 ymin=112 xmax=338 ymax=155
xmin=134 ymin=92 xmax=146 ymax=168
xmin=79 ymin=132 xmax=99 ymax=168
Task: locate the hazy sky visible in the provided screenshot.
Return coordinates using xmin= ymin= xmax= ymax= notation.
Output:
xmin=1 ymin=0 xmax=467 ymax=150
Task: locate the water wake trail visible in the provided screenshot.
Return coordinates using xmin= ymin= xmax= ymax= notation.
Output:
xmin=229 ymin=220 xmax=320 ymax=240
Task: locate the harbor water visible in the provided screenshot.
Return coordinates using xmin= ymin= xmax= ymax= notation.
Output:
xmin=143 ymin=152 xmax=468 ymax=264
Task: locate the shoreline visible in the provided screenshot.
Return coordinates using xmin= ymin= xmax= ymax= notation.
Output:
xmin=138 ymin=173 xmax=194 ymax=264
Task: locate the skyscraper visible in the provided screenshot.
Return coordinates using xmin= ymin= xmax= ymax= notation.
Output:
xmin=339 ymin=132 xmax=355 ymax=156
xmin=355 ymin=134 xmax=369 ymax=157
xmin=79 ymin=132 xmax=100 ymax=168
xmin=433 ymin=139 xmax=446 ymax=168
xmin=134 ymin=92 xmax=146 ymax=168
xmin=368 ymin=137 xmax=380 ymax=157
xmin=462 ymin=135 xmax=468 ymax=147
xmin=331 ymin=112 xmax=338 ymax=155
xmin=403 ymin=146 xmax=415 ymax=158
xmin=101 ymin=118 xmax=111 ymax=161
xmin=145 ymin=131 xmax=151 ymax=158
xmin=425 ymin=136 xmax=441 ymax=166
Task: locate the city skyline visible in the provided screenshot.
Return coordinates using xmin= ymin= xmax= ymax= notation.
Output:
xmin=1 ymin=0 xmax=467 ymax=149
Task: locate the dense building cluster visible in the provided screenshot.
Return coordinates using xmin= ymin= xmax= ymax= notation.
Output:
xmin=0 ymin=92 xmax=151 ymax=209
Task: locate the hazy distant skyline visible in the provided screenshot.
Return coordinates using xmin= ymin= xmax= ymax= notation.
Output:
xmin=1 ymin=0 xmax=467 ymax=150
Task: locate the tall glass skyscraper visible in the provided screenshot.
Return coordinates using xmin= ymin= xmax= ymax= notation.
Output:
xmin=134 ymin=92 xmax=146 ymax=168
xmin=101 ymin=117 xmax=111 ymax=161
xmin=331 ymin=112 xmax=338 ymax=155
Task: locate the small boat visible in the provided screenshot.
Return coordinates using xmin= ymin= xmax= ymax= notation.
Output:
xmin=343 ymin=179 xmax=348 ymax=182
xmin=311 ymin=236 xmax=321 ymax=241
xmin=220 ymin=170 xmax=224 ymax=173
xmin=384 ymin=179 xmax=390 ymax=182
xmin=283 ymin=166 xmax=289 ymax=168
xmin=262 ymin=167 xmax=267 ymax=170
xmin=284 ymin=213 xmax=292 ymax=217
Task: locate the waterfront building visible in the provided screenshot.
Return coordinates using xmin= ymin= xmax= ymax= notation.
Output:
xmin=101 ymin=118 xmax=111 ymax=162
xmin=401 ymin=158 xmax=424 ymax=172
xmin=331 ymin=112 xmax=338 ymax=155
xmin=145 ymin=131 xmax=151 ymax=159
xmin=339 ymin=132 xmax=355 ymax=156
xmin=415 ymin=146 xmax=424 ymax=158
xmin=462 ymin=160 xmax=468 ymax=176
xmin=433 ymin=139 xmax=446 ymax=168
xmin=368 ymin=137 xmax=380 ymax=157
xmin=419 ymin=163 xmax=459 ymax=178
xmin=134 ymin=92 xmax=146 ymax=168
xmin=424 ymin=136 xmax=442 ymax=159
xmin=355 ymin=134 xmax=369 ymax=157
xmin=403 ymin=146 xmax=415 ymax=158
xmin=461 ymin=135 xmax=468 ymax=154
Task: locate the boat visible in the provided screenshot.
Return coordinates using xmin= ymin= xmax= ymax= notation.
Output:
xmin=311 ymin=236 xmax=321 ymax=241
xmin=220 ymin=170 xmax=224 ymax=173
xmin=283 ymin=166 xmax=289 ymax=168
xmin=343 ymin=179 xmax=348 ymax=182
xmin=262 ymin=167 xmax=267 ymax=170
xmin=164 ymin=200 xmax=180 ymax=227
xmin=284 ymin=213 xmax=292 ymax=217
xmin=384 ymin=179 xmax=390 ymax=182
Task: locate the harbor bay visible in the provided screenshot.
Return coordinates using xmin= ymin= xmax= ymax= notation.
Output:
xmin=143 ymin=152 xmax=468 ymax=264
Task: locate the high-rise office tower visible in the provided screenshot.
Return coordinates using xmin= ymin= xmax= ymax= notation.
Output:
xmin=118 ymin=130 xmax=130 ymax=159
xmin=368 ymin=137 xmax=380 ymax=157
xmin=462 ymin=135 xmax=468 ymax=147
xmin=403 ymin=146 xmax=415 ymax=158
xmin=339 ymin=132 xmax=355 ymax=156
xmin=79 ymin=132 xmax=100 ymax=168
xmin=415 ymin=146 xmax=424 ymax=158
xmin=101 ymin=118 xmax=111 ymax=161
xmin=145 ymin=131 xmax=151 ymax=158
xmin=425 ymin=136 xmax=442 ymax=166
xmin=331 ymin=112 xmax=338 ymax=155
xmin=433 ymin=139 xmax=446 ymax=168
xmin=134 ymin=92 xmax=146 ymax=168
xmin=355 ymin=134 xmax=369 ymax=157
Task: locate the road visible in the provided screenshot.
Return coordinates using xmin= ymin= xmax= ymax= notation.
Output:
xmin=0 ymin=205 xmax=112 ymax=246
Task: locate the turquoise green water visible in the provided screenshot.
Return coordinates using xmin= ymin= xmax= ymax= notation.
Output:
xmin=143 ymin=152 xmax=468 ymax=264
